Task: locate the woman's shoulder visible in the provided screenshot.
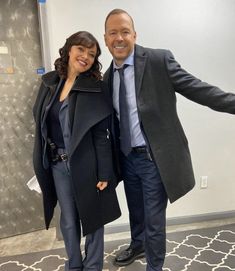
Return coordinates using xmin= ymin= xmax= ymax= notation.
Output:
xmin=41 ymin=70 xmax=60 ymax=86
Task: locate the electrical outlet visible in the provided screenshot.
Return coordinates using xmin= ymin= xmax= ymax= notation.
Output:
xmin=200 ymin=176 xmax=208 ymax=189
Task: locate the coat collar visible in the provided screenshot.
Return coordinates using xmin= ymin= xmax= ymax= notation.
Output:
xmin=41 ymin=70 xmax=101 ymax=93
xmin=134 ymin=44 xmax=147 ymax=97
xmin=41 ymin=71 xmax=60 ymax=88
xmin=71 ymin=74 xmax=101 ymax=93
xmin=105 ymin=44 xmax=147 ymax=98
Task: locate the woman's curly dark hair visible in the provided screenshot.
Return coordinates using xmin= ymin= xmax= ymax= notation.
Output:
xmin=54 ymin=31 xmax=102 ymax=80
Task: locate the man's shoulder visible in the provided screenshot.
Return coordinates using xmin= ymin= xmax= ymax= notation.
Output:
xmin=135 ymin=44 xmax=171 ymax=58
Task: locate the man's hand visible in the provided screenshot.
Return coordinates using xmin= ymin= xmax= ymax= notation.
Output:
xmin=96 ymin=181 xmax=108 ymax=191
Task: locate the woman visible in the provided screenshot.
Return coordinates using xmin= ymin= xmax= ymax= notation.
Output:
xmin=33 ymin=31 xmax=121 ymax=271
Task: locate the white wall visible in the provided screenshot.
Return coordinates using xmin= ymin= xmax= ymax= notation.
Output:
xmin=41 ymin=0 xmax=235 ymax=225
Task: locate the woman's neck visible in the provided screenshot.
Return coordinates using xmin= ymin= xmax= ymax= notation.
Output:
xmin=67 ymin=68 xmax=79 ymax=82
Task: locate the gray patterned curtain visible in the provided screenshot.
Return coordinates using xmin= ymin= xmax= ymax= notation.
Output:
xmin=0 ymin=0 xmax=49 ymax=238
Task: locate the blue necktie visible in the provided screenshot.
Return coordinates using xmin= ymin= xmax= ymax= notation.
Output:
xmin=117 ymin=65 xmax=132 ymax=156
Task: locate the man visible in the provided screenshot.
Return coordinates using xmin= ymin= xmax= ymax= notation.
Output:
xmin=103 ymin=8 xmax=235 ymax=271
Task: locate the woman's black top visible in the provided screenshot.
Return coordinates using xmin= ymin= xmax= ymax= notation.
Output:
xmin=46 ymin=88 xmax=65 ymax=148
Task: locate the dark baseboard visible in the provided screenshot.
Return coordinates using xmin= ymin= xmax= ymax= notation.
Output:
xmin=104 ymin=210 xmax=235 ymax=235
xmin=166 ymin=210 xmax=235 ymax=226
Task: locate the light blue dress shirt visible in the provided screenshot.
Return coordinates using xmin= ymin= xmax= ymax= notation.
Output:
xmin=113 ymin=51 xmax=146 ymax=147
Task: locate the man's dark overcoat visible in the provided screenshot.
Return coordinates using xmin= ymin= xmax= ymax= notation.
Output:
xmin=33 ymin=71 xmax=121 ymax=235
xmin=104 ymin=44 xmax=235 ymax=203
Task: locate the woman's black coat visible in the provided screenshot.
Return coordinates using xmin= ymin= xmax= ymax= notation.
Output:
xmin=33 ymin=71 xmax=121 ymax=235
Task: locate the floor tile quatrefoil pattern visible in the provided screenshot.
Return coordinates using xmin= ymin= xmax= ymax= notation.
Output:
xmin=0 ymin=224 xmax=235 ymax=271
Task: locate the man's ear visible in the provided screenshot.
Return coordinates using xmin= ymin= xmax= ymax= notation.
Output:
xmin=134 ymin=31 xmax=137 ymax=42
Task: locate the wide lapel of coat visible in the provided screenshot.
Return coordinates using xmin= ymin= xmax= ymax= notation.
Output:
xmin=68 ymin=75 xmax=112 ymax=157
xmin=39 ymin=71 xmax=61 ymax=122
xmin=103 ymin=63 xmax=114 ymax=96
xmin=41 ymin=79 xmax=63 ymax=126
xmin=134 ymin=44 xmax=147 ymax=98
xmin=103 ymin=63 xmax=119 ymax=146
xmin=40 ymin=73 xmax=62 ymax=138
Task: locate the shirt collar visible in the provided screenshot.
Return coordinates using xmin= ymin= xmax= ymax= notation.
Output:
xmin=113 ymin=50 xmax=134 ymax=70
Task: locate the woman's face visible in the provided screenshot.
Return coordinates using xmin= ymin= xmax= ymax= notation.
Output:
xmin=68 ymin=44 xmax=97 ymax=76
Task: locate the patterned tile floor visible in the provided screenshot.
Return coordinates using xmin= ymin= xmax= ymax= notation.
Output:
xmin=164 ymin=224 xmax=235 ymax=271
xmin=1 ymin=222 xmax=235 ymax=271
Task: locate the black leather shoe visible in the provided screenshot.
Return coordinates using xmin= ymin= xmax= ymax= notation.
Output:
xmin=114 ymin=246 xmax=145 ymax=266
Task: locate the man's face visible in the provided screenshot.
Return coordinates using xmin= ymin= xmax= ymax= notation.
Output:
xmin=104 ymin=13 xmax=136 ymax=66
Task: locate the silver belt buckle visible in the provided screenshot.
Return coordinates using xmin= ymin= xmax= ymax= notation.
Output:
xmin=60 ymin=153 xmax=68 ymax=161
